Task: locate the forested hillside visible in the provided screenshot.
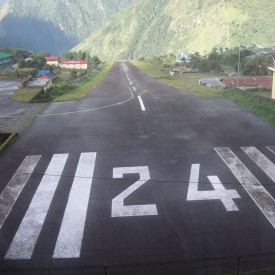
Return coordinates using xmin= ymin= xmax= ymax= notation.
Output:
xmin=74 ymin=0 xmax=275 ymax=60
xmin=0 ymin=0 xmax=131 ymax=54
xmin=0 ymin=0 xmax=274 ymax=58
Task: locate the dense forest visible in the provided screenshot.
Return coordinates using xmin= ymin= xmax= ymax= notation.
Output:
xmin=74 ymin=0 xmax=275 ymax=60
xmin=0 ymin=0 xmax=274 ymax=58
xmin=0 ymin=0 xmax=131 ymax=54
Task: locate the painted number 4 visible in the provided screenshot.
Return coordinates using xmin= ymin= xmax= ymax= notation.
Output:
xmin=187 ymin=164 xmax=240 ymax=211
xmin=111 ymin=164 xmax=241 ymax=218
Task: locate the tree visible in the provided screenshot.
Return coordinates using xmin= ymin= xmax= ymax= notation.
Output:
xmin=70 ymin=69 xmax=77 ymax=79
xmin=243 ymin=56 xmax=273 ymax=76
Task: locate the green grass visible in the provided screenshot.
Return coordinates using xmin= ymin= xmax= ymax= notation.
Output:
xmin=11 ymin=87 xmax=43 ymax=102
xmin=133 ymin=61 xmax=275 ymax=126
xmin=223 ymin=89 xmax=275 ymax=126
xmin=133 ymin=61 xmax=223 ymax=97
xmin=34 ymin=62 xmax=113 ymax=102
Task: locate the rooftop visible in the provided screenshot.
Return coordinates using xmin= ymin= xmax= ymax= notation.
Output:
xmin=27 ymin=78 xmax=50 ymax=87
xmin=60 ymin=60 xmax=88 ymax=65
xmin=223 ymin=77 xmax=272 ymax=89
xmin=45 ymin=56 xmax=59 ymax=61
xmin=0 ymin=53 xmax=13 ymax=59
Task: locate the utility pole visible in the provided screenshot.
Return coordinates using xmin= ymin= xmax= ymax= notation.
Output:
xmin=237 ymin=45 xmax=241 ymax=88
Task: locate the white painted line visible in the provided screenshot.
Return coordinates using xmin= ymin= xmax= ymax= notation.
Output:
xmin=53 ymin=153 xmax=96 ymax=258
xmin=138 ymin=96 xmax=146 ymax=112
xmin=0 ymin=87 xmax=135 ymax=118
xmin=112 ymin=166 xmax=158 ymax=217
xmin=215 ymin=147 xmax=275 ymax=228
xmin=5 ymin=154 xmax=68 ymax=259
xmin=242 ymin=147 xmax=275 ymax=183
xmin=133 ymin=87 xmax=137 ymax=92
xmin=0 ymin=155 xmax=41 ymax=229
xmin=129 ymin=81 xmax=132 ymax=85
xmin=187 ymin=164 xmax=240 ymax=211
xmin=268 ymin=146 xmax=275 ymax=155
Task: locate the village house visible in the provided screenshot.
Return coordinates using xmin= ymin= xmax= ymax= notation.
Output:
xmin=0 ymin=53 xmax=13 ymax=70
xmin=45 ymin=56 xmax=59 ymax=66
xmin=59 ymin=60 xmax=89 ymax=70
xmin=268 ymin=67 xmax=275 ymax=99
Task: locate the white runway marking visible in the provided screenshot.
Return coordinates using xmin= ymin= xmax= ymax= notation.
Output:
xmin=0 ymin=87 xmax=135 ymax=118
xmin=268 ymin=146 xmax=275 ymax=155
xmin=133 ymin=87 xmax=137 ymax=92
xmin=129 ymin=81 xmax=132 ymax=85
xmin=112 ymin=166 xmax=158 ymax=217
xmin=138 ymin=96 xmax=146 ymax=112
xmin=0 ymin=155 xmax=41 ymax=229
xmin=5 ymin=154 xmax=68 ymax=259
xmin=242 ymin=147 xmax=275 ymax=182
xmin=53 ymin=153 xmax=96 ymax=258
xmin=215 ymin=147 xmax=275 ymax=229
xmin=187 ymin=164 xmax=240 ymax=211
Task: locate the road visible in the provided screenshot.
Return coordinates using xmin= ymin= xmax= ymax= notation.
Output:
xmin=1 ymin=62 xmax=275 ymax=274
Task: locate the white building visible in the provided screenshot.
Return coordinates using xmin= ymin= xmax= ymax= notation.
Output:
xmin=59 ymin=60 xmax=89 ymax=70
xmin=45 ymin=56 xmax=59 ymax=66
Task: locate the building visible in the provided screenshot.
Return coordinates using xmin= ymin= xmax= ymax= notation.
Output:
xmin=27 ymin=78 xmax=52 ymax=92
xmin=45 ymin=56 xmax=59 ymax=66
xmin=37 ymin=70 xmax=52 ymax=78
xmin=0 ymin=53 xmax=13 ymax=70
xmin=59 ymin=60 xmax=89 ymax=70
xmin=223 ymin=77 xmax=273 ymax=90
xmin=268 ymin=67 xmax=275 ymax=99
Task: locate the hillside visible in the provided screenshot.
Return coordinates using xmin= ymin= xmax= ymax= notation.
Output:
xmin=0 ymin=0 xmax=132 ymax=54
xmin=73 ymin=0 xmax=275 ymax=60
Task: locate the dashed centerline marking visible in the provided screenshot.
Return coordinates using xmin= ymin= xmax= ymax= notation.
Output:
xmin=138 ymin=96 xmax=146 ymax=112
xmin=133 ymin=87 xmax=137 ymax=92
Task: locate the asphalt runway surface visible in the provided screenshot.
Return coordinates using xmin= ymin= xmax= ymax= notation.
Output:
xmin=1 ymin=62 xmax=275 ymax=274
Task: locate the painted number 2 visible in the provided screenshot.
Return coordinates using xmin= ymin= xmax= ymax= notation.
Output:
xmin=112 ymin=164 xmax=241 ymax=218
xmin=112 ymin=166 xmax=158 ymax=217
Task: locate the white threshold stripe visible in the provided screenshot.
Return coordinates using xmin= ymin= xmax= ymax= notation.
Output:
xmin=0 ymin=155 xmax=41 ymax=229
xmin=138 ymin=96 xmax=146 ymax=112
xmin=215 ymin=147 xmax=275 ymax=229
xmin=5 ymin=154 xmax=68 ymax=259
xmin=53 ymin=153 xmax=96 ymax=258
xmin=268 ymin=146 xmax=275 ymax=155
xmin=242 ymin=147 xmax=275 ymax=183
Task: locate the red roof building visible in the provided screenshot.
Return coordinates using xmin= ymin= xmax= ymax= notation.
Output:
xmin=223 ymin=77 xmax=272 ymax=89
xmin=59 ymin=60 xmax=89 ymax=70
xmin=45 ymin=56 xmax=59 ymax=66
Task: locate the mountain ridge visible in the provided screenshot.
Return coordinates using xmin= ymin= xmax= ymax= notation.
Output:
xmin=0 ymin=0 xmax=132 ymax=54
xmin=0 ymin=0 xmax=274 ymax=58
xmin=74 ymin=0 xmax=275 ymax=60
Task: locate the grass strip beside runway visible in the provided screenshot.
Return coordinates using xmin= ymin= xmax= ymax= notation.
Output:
xmin=133 ymin=61 xmax=275 ymax=127
xmin=51 ymin=62 xmax=113 ymax=102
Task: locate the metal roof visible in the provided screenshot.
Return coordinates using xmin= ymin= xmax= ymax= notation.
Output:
xmin=0 ymin=53 xmax=12 ymax=59
xmin=60 ymin=60 xmax=88 ymax=65
xmin=223 ymin=77 xmax=272 ymax=89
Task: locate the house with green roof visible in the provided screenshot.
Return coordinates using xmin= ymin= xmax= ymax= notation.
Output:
xmin=0 ymin=53 xmax=13 ymax=70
